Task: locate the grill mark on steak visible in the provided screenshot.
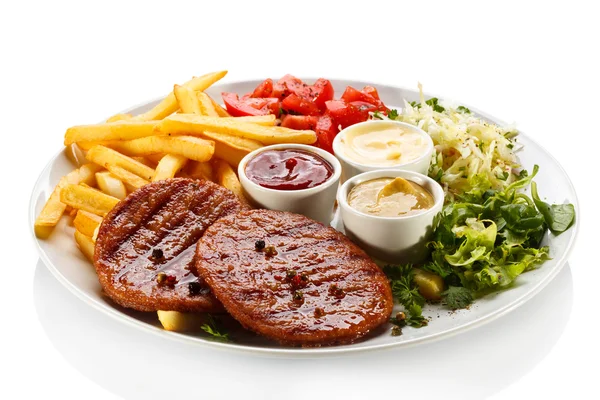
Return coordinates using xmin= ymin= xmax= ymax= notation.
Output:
xmin=94 ymin=178 xmax=243 ymax=312
xmin=195 ymin=209 xmax=394 ymax=346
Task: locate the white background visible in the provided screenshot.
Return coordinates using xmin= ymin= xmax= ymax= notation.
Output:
xmin=2 ymin=1 xmax=598 ymax=398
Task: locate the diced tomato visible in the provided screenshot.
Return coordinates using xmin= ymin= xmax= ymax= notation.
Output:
xmin=315 ymin=115 xmax=338 ymax=153
xmin=340 ymin=86 xmax=388 ymax=112
xmin=272 ymin=76 xmax=334 ymax=112
xmin=349 ymin=101 xmax=378 ymax=112
xmin=222 ymin=92 xmax=280 ymax=117
xmin=250 ymin=78 xmax=273 ymax=98
xmin=281 ymin=115 xmax=319 ymax=130
xmin=281 ymin=93 xmax=321 ymax=116
xmin=325 ymin=100 xmax=369 ymax=130
xmin=362 ymin=85 xmax=381 ymax=100
xmin=272 ymin=74 xmax=306 ymax=99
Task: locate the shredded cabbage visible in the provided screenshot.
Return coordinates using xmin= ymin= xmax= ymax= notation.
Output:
xmin=373 ymin=86 xmax=521 ymax=201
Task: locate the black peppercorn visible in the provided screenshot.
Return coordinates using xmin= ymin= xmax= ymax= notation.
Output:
xmin=152 ymin=248 xmax=164 ymax=259
xmin=188 ymin=281 xmax=202 ymax=296
xmin=255 ymin=240 xmax=266 ymax=250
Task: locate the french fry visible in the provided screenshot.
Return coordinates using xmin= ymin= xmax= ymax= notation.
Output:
xmin=153 ymin=154 xmax=188 ymax=181
xmin=73 ymin=210 xmax=103 ymax=237
xmin=201 ymin=130 xmax=263 ymax=151
xmin=74 ymin=230 xmax=95 ymax=262
xmin=108 ymin=136 xmax=214 ymax=163
xmin=65 ymin=120 xmax=159 ymax=146
xmin=209 ymin=96 xmax=231 ymax=117
xmin=174 ymin=85 xmax=202 ymax=114
xmin=211 ymin=140 xmax=255 ymax=168
xmin=184 ymin=161 xmax=214 ymax=181
xmin=86 ymin=145 xmax=155 ymax=180
xmin=65 ymin=143 xmax=87 ymax=166
xmin=67 ymin=206 xmax=78 ymax=219
xmin=145 ymin=153 xmax=166 ymax=164
xmin=105 ymin=164 xmax=149 ymax=189
xmin=157 ymin=311 xmax=207 ymax=332
xmin=196 ymin=92 xmax=220 ymax=117
xmin=96 ymin=171 xmax=127 ymax=199
xmin=60 ymin=184 xmax=119 ymax=216
xmin=132 ymin=71 xmax=227 ymax=121
xmin=157 ymin=115 xmax=316 ymax=145
xmin=230 ymin=114 xmax=277 ymax=126
xmin=34 ymin=164 xmax=101 ymax=236
xmin=92 ymin=225 xmax=100 ymax=242
xmin=132 ymin=156 xmax=157 ymax=168
xmin=106 ymin=113 xmax=132 ymax=123
xmin=76 ymin=115 xmax=273 ymax=151
xmin=214 ymin=158 xmax=250 ymax=206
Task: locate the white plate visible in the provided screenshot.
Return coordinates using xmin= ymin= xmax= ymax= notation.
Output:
xmin=29 ymin=79 xmax=579 ymax=356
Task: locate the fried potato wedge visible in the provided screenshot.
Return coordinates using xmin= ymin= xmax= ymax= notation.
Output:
xmin=214 ymin=158 xmax=250 ymax=207
xmin=133 ymin=71 xmax=227 ymax=121
xmin=96 ymin=171 xmax=127 ymax=199
xmin=34 ymin=164 xmax=101 ymax=236
xmin=184 ymin=161 xmax=214 ymax=181
xmin=86 ymin=145 xmax=155 ymax=180
xmin=73 ymin=210 xmax=103 ymax=237
xmin=157 ymin=311 xmax=207 ymax=332
xmin=65 ymin=120 xmax=159 ymax=145
xmin=157 ymin=115 xmax=316 ymax=145
xmin=174 ymin=84 xmax=202 ymax=114
xmin=108 ymin=135 xmax=214 ymax=163
xmin=106 ymin=113 xmax=132 ymax=123
xmin=60 ymin=184 xmax=120 ymax=216
xmin=153 ymin=154 xmax=188 ymax=181
xmin=196 ymin=92 xmax=220 ymax=117
xmin=105 ymin=164 xmax=149 ymax=189
xmin=74 ymin=230 xmax=96 ymax=262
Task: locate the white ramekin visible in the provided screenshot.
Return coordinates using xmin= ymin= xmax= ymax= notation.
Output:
xmin=332 ymin=120 xmax=434 ymax=183
xmin=238 ymin=144 xmax=342 ymax=225
xmin=337 ymin=169 xmax=444 ymax=263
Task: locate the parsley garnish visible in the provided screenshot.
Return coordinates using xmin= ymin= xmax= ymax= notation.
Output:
xmin=457 ymin=105 xmax=471 ymax=114
xmin=425 ymin=97 xmax=445 ymax=113
xmin=200 ymin=314 xmax=230 ymax=342
xmin=371 ymin=111 xmax=384 ymax=120
xmin=387 ymin=108 xmax=399 ymax=120
xmin=383 ymin=265 xmax=428 ymax=328
xmin=441 ymin=286 xmax=473 ymax=310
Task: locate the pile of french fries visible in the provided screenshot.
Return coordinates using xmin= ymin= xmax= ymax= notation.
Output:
xmin=34 ymin=71 xmax=317 ymax=331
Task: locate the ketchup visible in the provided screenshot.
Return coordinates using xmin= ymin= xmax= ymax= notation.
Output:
xmin=245 ymin=149 xmax=333 ymax=190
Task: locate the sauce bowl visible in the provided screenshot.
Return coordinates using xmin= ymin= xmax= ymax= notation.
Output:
xmin=238 ymin=144 xmax=342 ymax=225
xmin=332 ymin=120 xmax=434 ymax=182
xmin=337 ymin=169 xmax=444 ymax=263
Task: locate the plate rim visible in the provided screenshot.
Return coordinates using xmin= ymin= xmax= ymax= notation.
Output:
xmin=29 ymin=79 xmax=580 ymax=357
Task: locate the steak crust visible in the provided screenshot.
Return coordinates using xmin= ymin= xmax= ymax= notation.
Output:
xmin=94 ymin=178 xmax=243 ymax=312
xmin=195 ymin=209 xmax=393 ymax=346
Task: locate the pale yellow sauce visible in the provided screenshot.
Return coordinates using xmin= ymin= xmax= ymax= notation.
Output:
xmin=339 ymin=125 xmax=429 ymax=166
xmin=347 ymin=177 xmax=434 ymax=217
